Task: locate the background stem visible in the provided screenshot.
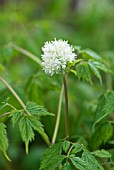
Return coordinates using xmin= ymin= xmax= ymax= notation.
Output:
xmin=0 ymin=77 xmax=26 ymax=109
xmin=63 ymin=74 xmax=69 ymax=140
xmin=52 ymin=84 xmax=64 ymax=144
xmin=10 ymin=44 xmax=42 ymax=66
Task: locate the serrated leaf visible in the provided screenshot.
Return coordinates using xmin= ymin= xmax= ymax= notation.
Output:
xmin=70 ymin=155 xmax=91 ymax=170
xmin=19 ymin=115 xmax=50 ymax=154
xmin=9 ymin=110 xmax=22 ymax=127
xmin=40 ymin=143 xmax=65 ymax=170
xmin=82 ymin=150 xmax=104 ymax=170
xmin=26 ymin=101 xmax=54 ymax=117
xmin=88 ymin=60 xmax=102 ymax=84
xmin=0 ymin=123 xmax=11 ymax=161
xmin=70 ymin=143 xmax=82 ymax=154
xmin=89 ymin=60 xmax=109 ymax=73
xmin=19 ymin=116 xmax=35 ymax=154
xmin=62 ymin=141 xmax=70 ymax=153
xmin=93 ymin=92 xmax=114 ymax=131
xmin=76 ymin=62 xmax=92 ymax=83
xmin=92 ymin=149 xmax=111 ymax=158
xmin=62 ymin=162 xmax=72 ymax=170
xmin=91 ymin=123 xmax=113 ymax=150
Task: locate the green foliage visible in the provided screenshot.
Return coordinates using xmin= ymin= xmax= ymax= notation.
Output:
xmin=70 ymin=155 xmax=91 ymax=170
xmin=39 ymin=143 xmax=65 ymax=170
xmin=76 ymin=62 xmax=92 ymax=83
xmin=26 ymin=101 xmax=54 ymax=117
xmin=82 ymin=150 xmax=104 ymax=170
xmin=0 ymin=123 xmax=10 ymax=161
xmin=62 ymin=141 xmax=70 ymax=153
xmin=88 ymin=60 xmax=102 ymax=83
xmin=8 ymin=101 xmax=53 ymax=154
xmin=91 ymin=123 xmax=113 ymax=150
xmin=93 ymin=91 xmax=114 ymax=131
xmin=0 ymin=0 xmax=114 ymax=169
xmin=19 ymin=114 xmax=50 ymax=154
xmin=70 ymin=143 xmax=83 ymax=154
xmin=62 ymin=162 xmax=72 ymax=170
xmin=91 ymin=149 xmax=111 ymax=158
xmin=9 ymin=110 xmax=22 ymax=127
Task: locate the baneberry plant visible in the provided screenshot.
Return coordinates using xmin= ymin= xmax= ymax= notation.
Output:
xmin=0 ymin=39 xmax=114 ymax=169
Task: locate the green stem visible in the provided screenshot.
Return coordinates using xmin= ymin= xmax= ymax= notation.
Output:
xmin=0 ymin=77 xmax=26 ymax=110
xmin=63 ymin=74 xmax=69 ymax=140
xmin=10 ymin=44 xmax=42 ymax=66
xmin=52 ymin=84 xmax=64 ymax=144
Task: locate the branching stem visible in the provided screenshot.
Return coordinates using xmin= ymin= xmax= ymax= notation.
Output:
xmin=0 ymin=77 xmax=26 ymax=109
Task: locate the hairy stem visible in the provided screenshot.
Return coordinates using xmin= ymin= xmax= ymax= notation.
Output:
xmin=0 ymin=77 xmax=26 ymax=109
xmin=63 ymin=75 xmax=69 ymax=140
xmin=10 ymin=44 xmax=42 ymax=66
xmin=52 ymin=84 xmax=64 ymax=144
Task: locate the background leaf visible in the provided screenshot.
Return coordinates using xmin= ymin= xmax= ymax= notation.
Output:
xmin=0 ymin=123 xmax=10 ymax=161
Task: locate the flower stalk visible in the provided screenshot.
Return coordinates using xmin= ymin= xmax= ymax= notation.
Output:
xmin=52 ymin=84 xmax=64 ymax=144
xmin=63 ymin=74 xmax=69 ymax=140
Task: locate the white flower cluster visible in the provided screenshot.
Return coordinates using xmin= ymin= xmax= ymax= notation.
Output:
xmin=41 ymin=39 xmax=76 ymax=75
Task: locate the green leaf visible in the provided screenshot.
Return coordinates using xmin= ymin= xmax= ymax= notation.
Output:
xmin=0 ymin=123 xmax=11 ymax=161
xmin=80 ymin=49 xmax=102 ymax=61
xmin=70 ymin=155 xmax=91 ymax=170
xmin=62 ymin=162 xmax=72 ymax=170
xmin=89 ymin=60 xmax=109 ymax=73
xmin=76 ymin=62 xmax=92 ymax=83
xmin=88 ymin=60 xmax=102 ymax=84
xmin=91 ymin=123 xmax=113 ymax=150
xmin=19 ymin=115 xmax=50 ymax=154
xmin=9 ymin=110 xmax=22 ymax=127
xmin=82 ymin=150 xmax=104 ymax=170
xmin=26 ymin=101 xmax=54 ymax=117
xmin=40 ymin=143 xmax=65 ymax=170
xmin=70 ymin=143 xmax=83 ymax=154
xmin=93 ymin=92 xmax=114 ymax=131
xmin=62 ymin=141 xmax=70 ymax=153
xmin=91 ymin=149 xmax=111 ymax=158
xmin=70 ymin=69 xmax=77 ymax=75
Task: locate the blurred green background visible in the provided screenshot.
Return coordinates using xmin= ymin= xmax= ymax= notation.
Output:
xmin=0 ymin=0 xmax=114 ymax=169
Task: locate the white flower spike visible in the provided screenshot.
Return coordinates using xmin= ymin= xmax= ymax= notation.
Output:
xmin=41 ymin=39 xmax=76 ymax=76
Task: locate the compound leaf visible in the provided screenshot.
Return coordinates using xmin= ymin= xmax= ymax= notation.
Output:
xmin=40 ymin=142 xmax=65 ymax=170
xmin=19 ymin=115 xmax=50 ymax=154
xmin=26 ymin=101 xmax=54 ymax=117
